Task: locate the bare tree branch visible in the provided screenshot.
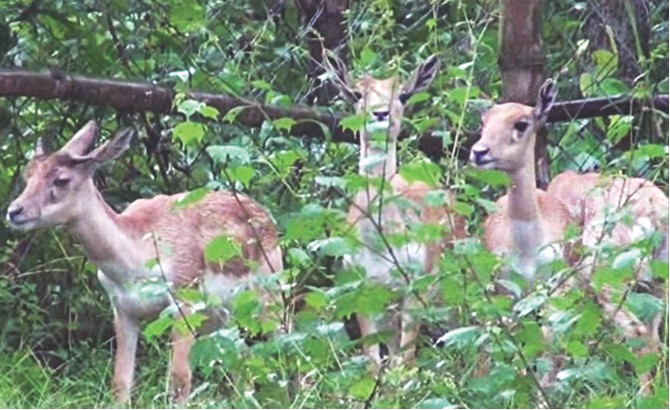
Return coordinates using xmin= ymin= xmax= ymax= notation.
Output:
xmin=0 ymin=69 xmax=667 ymax=158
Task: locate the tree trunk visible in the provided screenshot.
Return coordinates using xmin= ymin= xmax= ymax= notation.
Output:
xmin=498 ymin=0 xmax=549 ymax=188
xmin=586 ymin=0 xmax=650 ymax=85
xmin=585 ymin=0 xmax=655 ymax=148
xmin=294 ymin=0 xmax=351 ymax=105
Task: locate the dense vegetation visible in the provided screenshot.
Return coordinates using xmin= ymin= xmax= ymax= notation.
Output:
xmin=0 ymin=0 xmax=667 ymax=408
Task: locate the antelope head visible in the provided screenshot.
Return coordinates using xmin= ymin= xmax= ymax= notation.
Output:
xmin=337 ymin=55 xmax=441 ymax=146
xmin=6 ymin=121 xmax=134 ymax=231
xmin=470 ymin=79 xmax=556 ymax=172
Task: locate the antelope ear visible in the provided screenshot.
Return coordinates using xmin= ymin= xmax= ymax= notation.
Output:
xmin=400 ymin=54 xmax=441 ymax=104
xmin=67 ymin=127 xmax=135 ymax=168
xmin=533 ymin=79 xmax=557 ymax=122
xmin=59 ymin=120 xmax=98 ymax=156
xmin=34 ymin=137 xmax=47 ymax=157
xmin=323 ymin=50 xmax=360 ymax=104
xmin=87 ymin=127 xmax=135 ymax=163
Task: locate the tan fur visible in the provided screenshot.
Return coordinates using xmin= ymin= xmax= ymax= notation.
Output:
xmin=472 ymin=101 xmax=571 ymax=279
xmin=342 ymin=57 xmax=465 ymax=368
xmin=548 ymin=170 xmax=668 ymax=394
xmin=484 ymin=189 xmax=572 ymax=264
xmin=548 ymin=171 xmax=668 ymax=258
xmin=472 ymin=81 xmax=665 ymax=394
xmin=6 ymin=121 xmax=282 ymax=403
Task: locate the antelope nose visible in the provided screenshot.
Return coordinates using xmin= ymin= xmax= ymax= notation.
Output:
xmin=372 ymin=110 xmax=389 ymax=121
xmin=471 ymin=147 xmax=490 ymax=164
xmin=7 ymin=205 xmax=23 ymax=222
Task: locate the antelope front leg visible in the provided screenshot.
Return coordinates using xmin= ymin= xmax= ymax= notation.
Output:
xmin=112 ymin=309 xmax=139 ymax=403
xmin=399 ymin=296 xmax=420 ymax=365
xmin=357 ymin=314 xmax=383 ymax=371
xmin=170 ymin=327 xmax=195 ymax=403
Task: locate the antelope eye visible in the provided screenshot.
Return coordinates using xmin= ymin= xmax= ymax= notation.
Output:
xmin=399 ymin=91 xmax=410 ymax=104
xmin=351 ymin=91 xmax=363 ymax=101
xmin=53 ymin=177 xmax=71 ymax=188
xmin=514 ymin=121 xmax=529 ymax=133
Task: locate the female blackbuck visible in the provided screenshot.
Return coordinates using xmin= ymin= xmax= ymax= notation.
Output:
xmin=547 ymin=170 xmax=668 ymax=392
xmin=340 ymin=55 xmax=465 ymax=369
xmin=470 ymin=80 xmax=666 ymax=392
xmin=6 ymin=121 xmax=283 ymax=403
xmin=470 ymin=80 xmax=570 ymax=281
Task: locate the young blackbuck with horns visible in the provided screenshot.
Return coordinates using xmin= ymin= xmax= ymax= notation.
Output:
xmin=6 ymin=121 xmax=283 ymax=403
xmin=470 ymin=80 xmax=665 ymax=392
xmin=339 ymin=55 xmax=465 ymax=369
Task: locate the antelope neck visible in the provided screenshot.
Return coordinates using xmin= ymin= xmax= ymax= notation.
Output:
xmin=508 ymin=162 xmax=540 ymax=222
xmin=359 ymin=137 xmax=397 ymax=178
xmin=68 ymin=181 xmax=140 ymax=272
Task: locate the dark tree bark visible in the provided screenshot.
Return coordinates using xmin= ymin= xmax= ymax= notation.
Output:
xmin=0 ymin=69 xmax=666 ymax=157
xmin=586 ymin=0 xmax=650 ymax=85
xmin=293 ymin=0 xmax=351 ymax=105
xmin=585 ymin=0 xmax=656 ymax=149
xmin=498 ymin=0 xmax=550 ymax=188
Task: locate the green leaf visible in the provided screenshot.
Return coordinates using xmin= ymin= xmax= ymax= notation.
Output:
xmin=606 ymin=115 xmax=633 ymax=144
xmin=586 ymin=396 xmax=625 ymax=409
xmin=222 ymin=106 xmax=245 ymax=123
xmin=495 ymin=279 xmax=522 ymax=299
xmin=453 ymin=201 xmax=474 ymax=217
xmin=173 ymin=187 xmax=211 ymax=209
xmin=287 ymin=248 xmax=311 ymax=267
xmin=406 ymin=91 xmax=431 ymax=106
xmin=513 ymin=293 xmax=546 ymax=317
xmin=592 ymin=49 xmax=618 ymax=80
xmin=304 ymin=291 xmax=327 ymax=310
xmin=626 ymin=293 xmax=664 ymax=324
xmin=600 ymin=78 xmax=629 ymax=95
xmin=273 ymin=117 xmax=296 ymax=131
xmin=399 ymin=160 xmax=441 ymax=187
xmin=579 ymin=72 xmax=594 ymax=97
xmin=314 ymin=176 xmax=346 ymax=190
xmin=356 ymin=285 xmax=393 ymax=315
xmin=177 ymin=99 xmax=205 ymax=118
xmin=566 ymin=340 xmax=588 ymax=358
xmin=359 ymin=47 xmax=377 ymax=68
xmin=173 ymin=121 xmax=206 ymax=145
xmin=516 ymin=321 xmax=544 ymax=358
xmin=307 ymin=237 xmax=353 ymax=257
xmin=207 ymin=145 xmax=250 ymax=165
xmin=339 ymin=114 xmax=366 ymax=132
xmin=349 ymin=376 xmax=375 ymax=400
xmin=467 ymin=168 xmax=510 ymax=187
xmin=229 ymin=165 xmax=255 ymax=187
xmin=436 ymin=326 xmax=480 ymax=348
xmin=144 ymin=314 xmax=173 ymax=340
xmin=204 ymin=235 xmax=242 ymax=264
xmin=199 ymin=105 xmax=219 ymax=120
xmin=170 ymin=2 xmax=204 ymax=32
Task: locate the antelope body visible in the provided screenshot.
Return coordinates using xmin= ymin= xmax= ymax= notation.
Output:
xmin=471 ymin=80 xmax=666 ymax=393
xmin=471 ymin=80 xmax=570 ymax=281
xmin=547 ymin=170 xmax=668 ymax=391
xmin=6 ymin=121 xmax=283 ymax=403
xmin=342 ymin=56 xmax=465 ymax=368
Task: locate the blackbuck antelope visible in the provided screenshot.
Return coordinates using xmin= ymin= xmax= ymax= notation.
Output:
xmin=470 ymin=79 xmax=667 ymax=393
xmin=547 ymin=170 xmax=668 ymax=392
xmin=339 ymin=55 xmax=466 ymax=369
xmin=6 ymin=121 xmax=283 ymax=403
xmin=470 ymin=80 xmax=570 ymax=281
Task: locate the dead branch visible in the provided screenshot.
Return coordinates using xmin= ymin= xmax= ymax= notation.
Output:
xmin=0 ymin=70 xmax=667 ymax=157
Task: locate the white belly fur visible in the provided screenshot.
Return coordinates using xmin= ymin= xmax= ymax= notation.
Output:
xmin=98 ymin=260 xmax=255 ymax=321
